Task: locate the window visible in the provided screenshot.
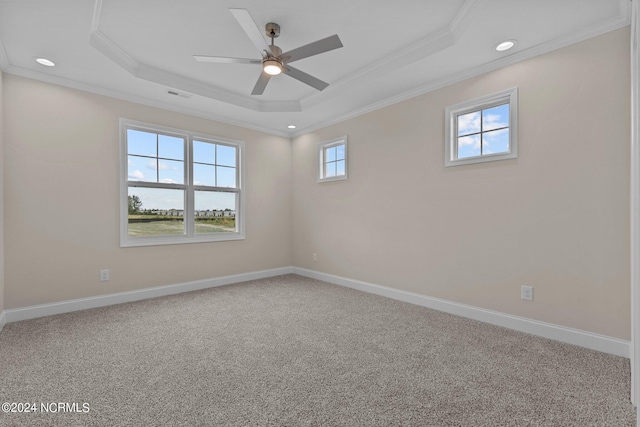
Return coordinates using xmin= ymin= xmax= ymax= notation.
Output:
xmin=120 ymin=119 xmax=244 ymax=247
xmin=445 ymin=87 xmax=518 ymax=167
xmin=318 ymin=136 xmax=348 ymax=182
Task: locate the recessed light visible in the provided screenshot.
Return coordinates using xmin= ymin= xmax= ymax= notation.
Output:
xmin=36 ymin=58 xmax=55 ymax=67
xmin=495 ymin=40 xmax=517 ymax=52
xmin=287 ymin=125 xmax=296 ymax=129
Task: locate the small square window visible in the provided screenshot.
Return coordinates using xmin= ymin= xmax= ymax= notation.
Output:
xmin=318 ymin=136 xmax=348 ymax=182
xmin=445 ymin=87 xmax=518 ymax=167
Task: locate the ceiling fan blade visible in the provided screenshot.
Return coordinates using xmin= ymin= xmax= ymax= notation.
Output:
xmin=283 ymin=65 xmax=329 ymax=91
xmin=194 ymin=55 xmax=261 ymax=64
xmin=281 ymin=35 xmax=343 ymax=63
xmin=229 ymin=8 xmax=273 ymax=57
xmin=251 ymin=71 xmax=272 ymax=95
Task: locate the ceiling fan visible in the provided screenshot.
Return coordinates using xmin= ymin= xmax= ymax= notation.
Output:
xmin=194 ymin=8 xmax=343 ymax=95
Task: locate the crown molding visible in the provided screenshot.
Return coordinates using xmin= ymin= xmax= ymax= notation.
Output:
xmin=89 ymin=0 xmax=478 ymax=114
xmin=449 ymin=0 xmax=482 ymax=34
xmin=0 ymin=37 xmax=9 ymax=70
xmin=301 ymin=28 xmax=457 ymax=110
xmin=301 ymin=0 xmax=480 ymax=109
xmin=2 ymin=64 xmax=292 ymax=138
xmin=89 ymin=29 xmax=268 ymax=112
xmin=1 ymin=0 xmax=629 ymax=139
xmin=292 ymin=10 xmax=631 ymax=137
xmin=89 ymin=0 xmax=301 ymax=113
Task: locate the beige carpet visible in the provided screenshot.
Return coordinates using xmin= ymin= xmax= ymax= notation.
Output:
xmin=0 ymin=274 xmax=636 ymax=426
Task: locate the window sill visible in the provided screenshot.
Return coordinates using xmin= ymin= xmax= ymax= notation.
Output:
xmin=120 ymin=232 xmax=245 ymax=248
xmin=444 ymin=150 xmax=517 ymax=167
xmin=318 ymin=174 xmax=348 ymax=183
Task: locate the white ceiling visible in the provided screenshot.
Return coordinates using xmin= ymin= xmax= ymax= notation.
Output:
xmin=0 ymin=0 xmax=630 ymax=137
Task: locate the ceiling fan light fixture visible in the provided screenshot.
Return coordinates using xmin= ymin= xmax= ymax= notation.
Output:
xmin=263 ymin=59 xmax=282 ymax=76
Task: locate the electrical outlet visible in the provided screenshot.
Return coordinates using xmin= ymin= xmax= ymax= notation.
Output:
xmin=521 ymin=285 xmax=534 ymax=301
xmin=100 ymin=269 xmax=110 ymax=282
xmin=313 ymin=253 xmax=317 ymax=262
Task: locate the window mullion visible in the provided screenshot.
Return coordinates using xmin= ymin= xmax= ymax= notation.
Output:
xmin=156 ymin=134 xmax=160 ymax=183
xmin=214 ymin=144 xmax=218 ymax=188
xmin=236 ymin=146 xmax=240 ymax=189
xmin=324 ymin=148 xmax=328 ymax=177
xmin=480 ymin=109 xmax=484 ymax=156
xmin=185 ymin=137 xmax=194 ymax=237
xmin=185 ymin=189 xmax=194 ymax=237
xmin=193 ymin=186 xmax=239 ymax=194
xmin=454 ymin=117 xmax=459 ymax=161
xmin=128 ymin=181 xmax=187 ymax=190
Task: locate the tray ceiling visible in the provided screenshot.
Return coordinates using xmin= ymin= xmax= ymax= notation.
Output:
xmin=0 ymin=0 xmax=630 ymax=136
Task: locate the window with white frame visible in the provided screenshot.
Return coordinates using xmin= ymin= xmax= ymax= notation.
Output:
xmin=445 ymin=87 xmax=518 ymax=167
xmin=318 ymin=136 xmax=348 ymax=182
xmin=120 ymin=119 xmax=244 ymax=247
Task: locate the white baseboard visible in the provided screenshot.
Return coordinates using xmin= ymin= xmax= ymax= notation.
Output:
xmin=293 ymin=267 xmax=631 ymax=358
xmin=2 ymin=266 xmax=630 ymax=359
xmin=3 ymin=266 xmax=293 ymax=324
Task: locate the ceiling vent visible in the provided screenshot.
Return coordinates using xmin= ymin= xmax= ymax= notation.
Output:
xmin=167 ymin=89 xmax=192 ymax=99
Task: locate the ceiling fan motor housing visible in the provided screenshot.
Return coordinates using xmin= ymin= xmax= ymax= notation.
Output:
xmin=269 ymin=45 xmax=282 ymax=57
xmin=264 ymin=23 xmax=282 ymax=59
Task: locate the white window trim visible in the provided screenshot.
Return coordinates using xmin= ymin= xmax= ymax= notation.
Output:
xmin=317 ymin=136 xmax=348 ymax=182
xmin=119 ymin=118 xmax=245 ymax=247
xmin=445 ymin=87 xmax=518 ymax=167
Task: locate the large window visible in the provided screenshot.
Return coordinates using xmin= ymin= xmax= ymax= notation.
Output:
xmin=318 ymin=136 xmax=348 ymax=182
xmin=120 ymin=119 xmax=244 ymax=247
xmin=445 ymin=87 xmax=518 ymax=167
